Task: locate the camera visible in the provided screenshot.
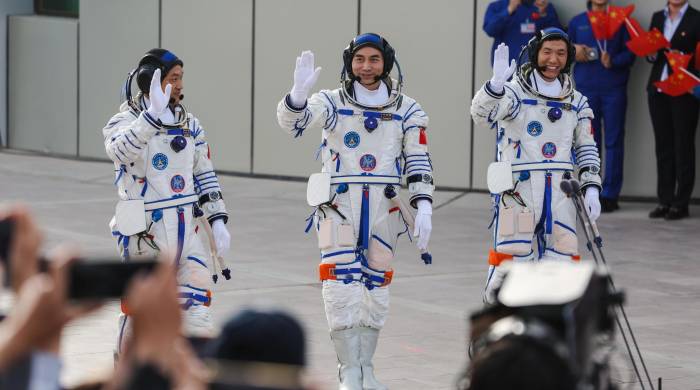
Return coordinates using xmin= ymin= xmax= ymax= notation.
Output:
xmin=1 ymin=216 xmax=156 ymax=299
xmin=466 ymin=262 xmax=623 ymax=390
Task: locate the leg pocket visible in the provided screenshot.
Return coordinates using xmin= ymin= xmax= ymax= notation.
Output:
xmin=552 ymin=221 xmax=577 ymax=255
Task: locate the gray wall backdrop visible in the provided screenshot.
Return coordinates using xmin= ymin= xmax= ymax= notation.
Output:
xmin=5 ymin=0 xmax=700 ymax=199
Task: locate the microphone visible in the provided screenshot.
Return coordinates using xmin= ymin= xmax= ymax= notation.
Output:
xmin=179 ymin=94 xmax=184 ymax=101
xmin=560 ymin=180 xmax=573 ymax=196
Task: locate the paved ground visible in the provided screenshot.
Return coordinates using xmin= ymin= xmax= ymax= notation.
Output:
xmin=0 ymin=150 xmax=699 ymax=389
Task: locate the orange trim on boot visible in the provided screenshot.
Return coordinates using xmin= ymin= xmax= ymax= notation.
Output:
xmin=488 ymin=248 xmax=514 ymax=266
xmin=571 ymin=255 xmax=581 ymax=262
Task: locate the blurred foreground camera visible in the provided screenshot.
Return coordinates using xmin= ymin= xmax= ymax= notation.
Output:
xmin=466 ymin=261 xmax=624 ymax=390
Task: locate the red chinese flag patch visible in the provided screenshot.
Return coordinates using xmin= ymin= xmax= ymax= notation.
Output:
xmin=419 ymin=127 xmax=427 ymax=145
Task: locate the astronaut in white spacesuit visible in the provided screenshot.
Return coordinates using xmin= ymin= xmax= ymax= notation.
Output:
xmin=277 ymin=33 xmax=434 ymax=390
xmin=103 ymin=49 xmax=231 ymax=352
xmin=470 ymin=28 xmax=602 ymax=304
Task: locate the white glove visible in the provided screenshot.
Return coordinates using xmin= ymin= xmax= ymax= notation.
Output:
xmin=211 ymin=219 xmax=231 ymax=257
xmin=146 ymin=68 xmax=171 ymax=119
xmin=413 ymin=199 xmax=432 ymax=252
xmin=289 ymin=50 xmax=322 ymax=108
xmin=489 ymin=43 xmax=517 ymax=94
xmin=584 ymin=187 xmax=601 ymax=222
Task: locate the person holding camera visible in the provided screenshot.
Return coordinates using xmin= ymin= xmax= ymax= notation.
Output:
xmin=568 ymin=0 xmax=635 ymax=214
xmin=0 ymin=205 xmax=101 ymax=389
xmin=103 ymin=49 xmax=231 ymax=354
xmin=471 ymin=28 xmax=602 ymax=304
xmin=483 ymin=0 xmax=562 ymax=65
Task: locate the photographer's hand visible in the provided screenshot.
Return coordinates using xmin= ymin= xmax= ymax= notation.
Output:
xmin=1 ymin=204 xmax=43 ymax=292
xmin=0 ymin=246 xmax=100 ymax=369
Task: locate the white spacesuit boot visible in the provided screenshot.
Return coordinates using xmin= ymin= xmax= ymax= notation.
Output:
xmin=359 ymin=327 xmax=387 ymax=390
xmin=331 ymin=328 xmax=363 ymax=390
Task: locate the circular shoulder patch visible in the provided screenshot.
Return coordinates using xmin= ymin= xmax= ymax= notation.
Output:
xmin=344 ymin=131 xmax=361 ymax=148
xmin=541 ymin=142 xmax=557 ymax=159
xmin=152 ymin=153 xmax=168 ymax=170
xmin=359 ymin=154 xmax=377 ymax=171
xmin=527 ymin=121 xmax=543 ymax=137
xmin=170 ymin=174 xmax=186 ymax=193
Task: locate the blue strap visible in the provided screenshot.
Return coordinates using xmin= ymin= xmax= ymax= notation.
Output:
xmin=166 ymin=128 xmax=187 ymax=136
xmin=140 ymin=178 xmax=148 ymax=197
xmin=187 ymin=256 xmax=207 ymax=268
xmin=304 ymin=210 xmax=316 ymax=233
xmin=358 ymin=186 xmax=370 ymax=250
xmin=522 ymin=99 xmax=573 ymax=110
xmin=122 ymin=236 xmax=131 ymax=261
xmin=175 ymin=207 xmax=185 ymax=266
xmin=178 ymin=292 xmax=210 ymax=304
xmin=114 ymin=165 xmax=126 ymax=185
xmin=336 ymin=108 xmax=402 ymax=121
xmin=544 ymin=173 xmax=553 ymax=235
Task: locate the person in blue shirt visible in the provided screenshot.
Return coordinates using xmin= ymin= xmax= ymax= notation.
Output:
xmin=568 ymin=0 xmax=635 ymax=213
xmin=484 ymin=0 xmax=562 ymax=65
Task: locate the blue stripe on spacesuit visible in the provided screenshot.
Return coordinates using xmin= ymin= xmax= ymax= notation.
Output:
xmin=124 ymin=134 xmax=141 ymax=149
xmin=554 ymin=221 xmax=576 ymax=235
xmin=293 ymin=110 xmax=311 ymax=138
xmin=406 ymin=168 xmax=431 ymax=175
xmin=372 ymin=234 xmax=393 ymax=252
xmin=544 ymin=173 xmax=553 ymax=234
xmin=122 ymin=236 xmax=130 ymax=260
xmin=195 ymin=170 xmax=215 ymax=178
xmin=187 ymin=256 xmax=207 ymax=268
xmin=545 ymin=247 xmax=575 ymax=257
xmin=197 ymin=177 xmax=219 ymax=185
xmin=183 ymin=284 xmax=208 ymax=292
xmin=322 ymin=250 xmax=356 ymax=259
xmin=140 ymin=179 xmax=148 ymax=197
xmin=395 ymin=158 xmax=401 ymax=176
xmin=198 ymin=184 xmax=221 ymax=193
xmin=359 ymin=186 xmax=370 ymax=251
xmin=114 ymin=165 xmax=126 ymax=185
xmin=497 ymin=239 xmax=532 ymax=246
xmin=175 ymin=208 xmax=185 ymax=266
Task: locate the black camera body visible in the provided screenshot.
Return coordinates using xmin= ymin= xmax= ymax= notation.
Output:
xmin=468 ymin=262 xmax=622 ymax=390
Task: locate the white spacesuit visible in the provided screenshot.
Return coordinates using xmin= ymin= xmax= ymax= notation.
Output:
xmin=104 ymin=49 xmax=230 ymax=353
xmin=471 ymin=28 xmax=602 ymax=304
xmin=277 ymin=34 xmax=433 ymax=390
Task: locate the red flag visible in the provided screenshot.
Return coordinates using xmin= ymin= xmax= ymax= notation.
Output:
xmin=587 ymin=10 xmax=609 ymax=40
xmin=665 ymin=50 xmax=692 ymax=73
xmin=624 ymin=16 xmax=643 ymax=38
xmin=607 ymin=5 xmax=635 ymax=38
xmin=654 ymin=70 xmax=700 ymax=97
xmin=695 ymin=42 xmax=700 ymax=70
xmin=626 ymin=28 xmax=670 ymax=56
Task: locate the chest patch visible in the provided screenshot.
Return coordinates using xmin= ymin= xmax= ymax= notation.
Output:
xmin=152 ymin=153 xmax=168 ymax=170
xmin=344 ymin=131 xmax=360 ymax=148
xmin=527 ymin=121 xmax=543 ymax=137
xmin=542 ymin=142 xmax=557 ymax=159
xmin=359 ymin=154 xmax=377 ymax=171
xmin=170 ymin=175 xmax=186 ymax=193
